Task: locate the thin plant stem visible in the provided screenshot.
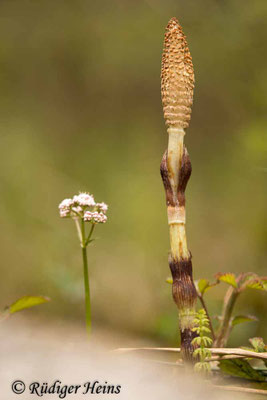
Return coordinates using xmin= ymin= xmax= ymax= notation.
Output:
xmin=85 ymin=224 xmax=95 ymax=246
xmin=82 ymin=245 xmax=91 ymax=337
xmin=74 ymin=218 xmax=83 ymax=244
xmin=80 ymin=218 xmax=92 ymax=337
xmin=214 ymin=287 xmax=239 ymax=347
xmin=198 ymin=294 xmax=215 ymax=341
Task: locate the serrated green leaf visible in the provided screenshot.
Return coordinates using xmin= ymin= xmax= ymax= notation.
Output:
xmin=246 ymin=280 xmax=266 ymax=291
xmin=8 ymin=296 xmax=50 ymax=314
xmin=216 ymin=273 xmax=238 ymax=288
xmin=219 ymin=359 xmax=266 ymax=381
xmin=232 ymin=315 xmax=258 ymax=326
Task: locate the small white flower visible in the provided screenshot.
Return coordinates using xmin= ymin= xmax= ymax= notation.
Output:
xmin=59 ymin=198 xmax=74 ymax=218
xmin=59 ymin=198 xmax=74 ymax=210
xmin=73 ymin=192 xmax=95 ymax=207
xmin=59 ymin=209 xmax=70 ymax=218
xmin=84 ymin=211 xmax=107 ymax=224
xmin=84 ymin=211 xmax=94 ymax=222
xmin=59 ymin=192 xmax=108 ymax=223
xmin=96 ymin=202 xmax=108 ymax=213
xmin=93 ymin=212 xmax=107 ymax=223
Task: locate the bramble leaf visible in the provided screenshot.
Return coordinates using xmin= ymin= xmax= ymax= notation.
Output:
xmin=8 ymin=296 xmax=50 ymax=314
xmin=215 ymin=273 xmax=238 ymax=288
xmin=246 ymin=280 xmax=267 ymax=291
xmin=232 ymin=315 xmax=258 ymax=326
xmin=219 ymin=359 xmax=266 ymax=381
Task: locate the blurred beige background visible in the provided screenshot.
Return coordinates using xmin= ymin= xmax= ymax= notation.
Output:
xmin=0 ymin=0 xmax=266 ymax=346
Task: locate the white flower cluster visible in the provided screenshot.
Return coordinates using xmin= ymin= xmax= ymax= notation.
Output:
xmin=73 ymin=193 xmax=95 ymax=207
xmin=84 ymin=211 xmax=107 ymax=224
xmin=59 ymin=192 xmax=108 ymax=224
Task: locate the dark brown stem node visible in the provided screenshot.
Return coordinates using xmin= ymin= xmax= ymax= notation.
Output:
xmin=169 ymin=255 xmax=198 ymax=361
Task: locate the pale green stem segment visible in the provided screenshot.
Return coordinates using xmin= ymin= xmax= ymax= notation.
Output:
xmin=76 ymin=218 xmax=95 ymax=338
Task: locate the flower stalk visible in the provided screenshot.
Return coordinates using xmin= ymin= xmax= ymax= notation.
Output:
xmin=59 ymin=192 xmax=108 ymax=337
xmin=160 ymin=17 xmax=197 ymax=361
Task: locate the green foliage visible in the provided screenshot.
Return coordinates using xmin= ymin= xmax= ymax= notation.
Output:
xmin=215 ymin=273 xmax=238 ymax=288
xmin=219 ymin=337 xmax=267 ymax=383
xmin=215 ymin=272 xmax=267 ymax=293
xmin=245 ymin=279 xmax=267 ymax=291
xmin=248 ymin=337 xmax=267 ymax=368
xmin=7 ymin=296 xmax=50 ymax=314
xmin=195 ymin=279 xmax=218 ymax=296
xmin=249 ymin=337 xmax=267 ymax=353
xmin=171 ymin=270 xmax=266 ymax=348
xmin=201 ymin=272 xmax=267 ymax=347
xmin=192 ymin=309 xmax=212 ymax=374
xmin=219 ymin=359 xmax=266 ymax=382
xmin=231 ymin=315 xmax=258 ymax=326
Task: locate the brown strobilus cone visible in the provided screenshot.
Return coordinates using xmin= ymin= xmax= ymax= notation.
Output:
xmin=160 ymin=17 xmax=197 ymax=362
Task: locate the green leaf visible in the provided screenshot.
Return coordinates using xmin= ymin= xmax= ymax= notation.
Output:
xmin=215 ymin=273 xmax=238 ymax=288
xmin=192 ymin=337 xmax=202 ymax=346
xmin=262 ymin=279 xmax=267 ymax=291
xmin=249 ymin=337 xmax=267 ymax=353
xmin=246 ymin=280 xmax=267 ymax=291
xmin=194 ymin=347 xmax=211 ymax=358
xmin=196 ymin=279 xmax=209 ymax=295
xmin=8 ymin=296 xmax=50 ymax=314
xmin=202 ymin=337 xmax=213 ymax=346
xmin=201 ymin=326 xmax=211 ymax=333
xmin=196 ymin=279 xmax=218 ymax=296
xmin=232 ymin=315 xmax=258 ymax=326
xmin=240 ymin=275 xmax=267 ymax=291
xmin=219 ymin=359 xmax=266 ymax=382
xmin=194 ymin=362 xmax=211 ymax=373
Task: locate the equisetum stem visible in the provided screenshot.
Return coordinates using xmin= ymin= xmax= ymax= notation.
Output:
xmin=161 ymin=18 xmax=197 ymax=362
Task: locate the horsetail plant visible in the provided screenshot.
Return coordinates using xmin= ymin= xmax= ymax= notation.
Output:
xmin=160 ymin=17 xmax=197 ymax=361
xmin=192 ymin=309 xmax=212 ymax=374
xmin=59 ymin=192 xmax=108 ymax=337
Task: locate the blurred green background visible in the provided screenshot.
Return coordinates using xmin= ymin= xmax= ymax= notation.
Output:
xmin=0 ymin=0 xmax=266 ymax=346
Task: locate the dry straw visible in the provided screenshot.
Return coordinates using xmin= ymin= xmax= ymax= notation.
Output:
xmin=160 ymin=17 xmax=197 ymax=361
